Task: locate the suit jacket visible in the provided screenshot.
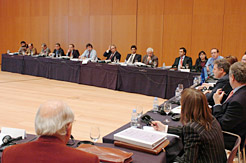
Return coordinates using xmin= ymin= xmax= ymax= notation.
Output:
xmin=1 ymin=136 xmax=99 ymax=163
xmin=172 ymin=56 xmax=193 ymax=69
xmin=67 ymin=49 xmax=80 ymax=58
xmin=142 ymin=55 xmax=158 ymax=67
xmin=53 ymin=48 xmax=65 ymax=57
xmin=206 ymin=74 xmax=232 ymax=106
xmin=125 ymin=54 xmax=142 ymax=63
xmin=171 ymin=118 xmax=226 ymax=163
xmin=103 ymin=50 xmax=121 ymax=62
xmin=213 ymin=85 xmax=246 ymax=150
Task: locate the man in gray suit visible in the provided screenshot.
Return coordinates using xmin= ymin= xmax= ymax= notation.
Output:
xmin=142 ymin=47 xmax=158 ymax=67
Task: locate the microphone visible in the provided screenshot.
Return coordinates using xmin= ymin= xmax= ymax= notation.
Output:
xmin=0 ymin=135 xmax=22 ymax=148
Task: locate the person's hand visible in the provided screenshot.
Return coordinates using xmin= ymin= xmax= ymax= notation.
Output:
xmin=203 ymin=90 xmax=212 ymax=94
xmin=147 ymin=56 xmax=151 ymax=61
xmin=213 ymin=89 xmax=225 ymax=105
xmin=151 ymin=121 xmax=166 ymax=132
xmin=107 ymin=45 xmax=111 ymax=51
xmin=197 ymin=86 xmax=203 ymax=90
xmin=206 ymin=66 xmax=210 ymax=73
xmin=67 ymin=49 xmax=70 ymax=53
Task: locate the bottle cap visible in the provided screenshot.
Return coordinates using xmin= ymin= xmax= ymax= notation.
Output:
xmin=133 ymin=109 xmax=136 ymax=113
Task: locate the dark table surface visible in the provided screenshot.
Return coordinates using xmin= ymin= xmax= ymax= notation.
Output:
xmin=1 ymin=54 xmax=200 ymax=99
xmin=0 ymin=133 xmax=168 ymax=163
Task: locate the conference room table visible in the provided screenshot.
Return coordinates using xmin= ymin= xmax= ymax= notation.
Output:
xmin=1 ymin=54 xmax=200 ymax=99
xmin=103 ymin=111 xmax=183 ymax=163
xmin=0 ymin=129 xmax=177 ymax=163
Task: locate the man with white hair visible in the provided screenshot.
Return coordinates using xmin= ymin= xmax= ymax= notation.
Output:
xmin=142 ymin=47 xmax=158 ymax=67
xmin=2 ymin=100 xmax=99 ymax=163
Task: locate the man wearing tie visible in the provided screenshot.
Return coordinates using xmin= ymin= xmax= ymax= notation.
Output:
xmin=50 ymin=43 xmax=65 ymax=57
xmin=81 ymin=43 xmax=97 ymax=61
xmin=66 ymin=44 xmax=80 ymax=58
xmin=172 ymin=47 xmax=192 ymax=69
xmin=213 ymin=62 xmax=246 ymax=150
xmin=125 ymin=45 xmax=141 ymax=64
xmin=103 ymin=44 xmax=121 ymax=62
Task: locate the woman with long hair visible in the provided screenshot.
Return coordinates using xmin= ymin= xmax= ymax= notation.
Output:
xmin=152 ymin=88 xmax=226 ymax=163
xmin=194 ymin=51 xmax=208 ymax=72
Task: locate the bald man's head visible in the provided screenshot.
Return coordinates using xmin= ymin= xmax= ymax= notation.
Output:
xmin=35 ymin=100 xmax=74 ymax=136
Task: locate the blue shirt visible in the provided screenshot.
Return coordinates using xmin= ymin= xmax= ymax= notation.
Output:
xmin=206 ymin=56 xmax=224 ymax=75
xmin=81 ymin=49 xmax=97 ymax=61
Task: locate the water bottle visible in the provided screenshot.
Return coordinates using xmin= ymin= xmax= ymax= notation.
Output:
xmin=130 ymin=109 xmax=138 ymax=128
xmin=152 ymin=97 xmax=159 ymax=113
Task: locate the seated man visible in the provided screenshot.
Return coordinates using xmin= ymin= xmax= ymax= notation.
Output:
xmin=50 ymin=43 xmax=65 ymax=57
xmin=66 ymin=44 xmax=80 ymax=58
xmin=172 ymin=47 xmax=192 ymax=69
xmin=142 ymin=47 xmax=158 ymax=67
xmin=103 ymin=44 xmax=121 ymax=62
xmin=206 ymin=48 xmax=223 ymax=76
xmin=200 ymin=59 xmax=232 ymax=106
xmin=18 ymin=41 xmax=28 ymax=55
xmin=1 ymin=100 xmax=99 ymax=163
xmin=81 ymin=43 xmax=97 ymax=61
xmin=213 ymin=62 xmax=246 ymax=150
xmin=26 ymin=43 xmax=37 ymax=56
xmin=40 ymin=43 xmax=51 ymax=56
xmin=241 ymin=52 xmax=246 ymax=63
xmin=125 ymin=45 xmax=141 ymax=64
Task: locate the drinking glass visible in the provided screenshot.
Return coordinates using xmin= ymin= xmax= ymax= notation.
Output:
xmin=178 ymin=84 xmax=183 ymax=91
xmin=163 ymin=102 xmax=172 ymax=123
xmin=90 ymin=126 xmax=100 ymax=143
xmin=136 ymin=106 xmax=143 ymax=128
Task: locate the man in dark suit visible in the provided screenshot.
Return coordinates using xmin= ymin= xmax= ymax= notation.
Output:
xmin=172 ymin=47 xmax=192 ymax=69
xmin=66 ymin=44 xmax=80 ymax=58
xmin=103 ymin=44 xmax=121 ymax=62
xmin=200 ymin=59 xmax=232 ymax=105
xmin=51 ymin=43 xmax=65 ymax=57
xmin=125 ymin=45 xmax=141 ymax=64
xmin=213 ymin=62 xmax=246 ymax=149
xmin=1 ymin=100 xmax=99 ymax=163
xmin=142 ymin=47 xmax=158 ymax=67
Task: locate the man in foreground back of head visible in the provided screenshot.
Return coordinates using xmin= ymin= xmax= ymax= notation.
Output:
xmin=2 ymin=100 xmax=99 ymax=163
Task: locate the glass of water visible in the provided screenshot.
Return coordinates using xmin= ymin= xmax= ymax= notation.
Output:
xmin=90 ymin=126 xmax=100 ymax=144
xmin=136 ymin=106 xmax=143 ymax=128
xmin=163 ymin=102 xmax=172 ymax=123
xmin=178 ymin=84 xmax=184 ymax=91
xmin=193 ymin=76 xmax=199 ymax=85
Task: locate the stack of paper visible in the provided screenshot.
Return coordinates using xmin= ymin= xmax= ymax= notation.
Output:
xmin=114 ymin=127 xmax=166 ymax=149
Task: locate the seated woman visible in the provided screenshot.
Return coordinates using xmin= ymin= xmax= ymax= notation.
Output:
xmin=152 ymin=88 xmax=226 ymax=163
xmin=194 ymin=51 xmax=208 ymax=72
